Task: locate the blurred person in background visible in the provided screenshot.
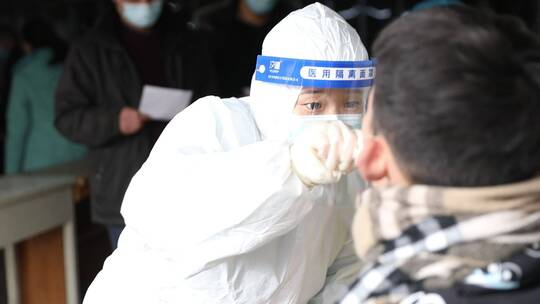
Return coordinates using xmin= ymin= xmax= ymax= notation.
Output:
xmin=0 ymin=22 xmax=20 ymax=304
xmin=55 ymin=0 xmax=217 ymax=250
xmin=193 ymin=0 xmax=297 ymax=97
xmin=4 ymin=17 xmax=87 ymax=174
xmin=0 ymin=24 xmax=19 ymax=175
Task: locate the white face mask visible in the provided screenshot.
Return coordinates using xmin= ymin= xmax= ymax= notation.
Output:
xmin=288 ymin=114 xmax=363 ymax=142
xmin=120 ymin=0 xmax=164 ymax=29
xmin=245 ymin=0 xmax=279 ymax=15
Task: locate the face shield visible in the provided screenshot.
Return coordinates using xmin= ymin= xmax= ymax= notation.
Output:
xmin=247 ymin=2 xmax=372 ymax=141
xmin=254 ymin=55 xmax=375 ymax=140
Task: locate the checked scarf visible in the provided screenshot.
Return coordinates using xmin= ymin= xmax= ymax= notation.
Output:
xmin=339 ymin=177 xmax=540 ymax=304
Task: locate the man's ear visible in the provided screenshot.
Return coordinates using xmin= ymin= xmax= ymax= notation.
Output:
xmin=357 ymin=136 xmax=389 ymax=183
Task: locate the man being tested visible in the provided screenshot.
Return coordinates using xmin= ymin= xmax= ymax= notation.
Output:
xmin=341 ymin=6 xmax=540 ymax=304
xmin=83 ymin=3 xmax=375 ymax=304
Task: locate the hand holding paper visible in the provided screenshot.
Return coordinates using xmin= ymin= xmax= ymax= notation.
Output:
xmin=138 ymin=85 xmax=193 ymax=121
xmin=119 ymin=107 xmax=148 ymax=135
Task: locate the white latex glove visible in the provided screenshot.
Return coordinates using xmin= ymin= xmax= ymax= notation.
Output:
xmin=290 ymin=120 xmax=363 ymax=187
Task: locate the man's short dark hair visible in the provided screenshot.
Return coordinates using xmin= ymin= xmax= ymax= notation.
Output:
xmin=372 ymin=5 xmax=540 ymax=187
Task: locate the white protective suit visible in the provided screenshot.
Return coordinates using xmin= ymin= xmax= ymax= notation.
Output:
xmin=83 ymin=3 xmax=368 ymax=304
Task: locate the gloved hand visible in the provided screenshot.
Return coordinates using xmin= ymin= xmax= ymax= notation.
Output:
xmin=290 ymin=120 xmax=362 ymax=187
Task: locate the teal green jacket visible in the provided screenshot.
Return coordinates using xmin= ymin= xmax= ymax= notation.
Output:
xmin=5 ymin=48 xmax=86 ymax=174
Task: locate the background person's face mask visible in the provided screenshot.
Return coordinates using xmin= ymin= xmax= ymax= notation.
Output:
xmin=245 ymin=0 xmax=279 ymax=15
xmin=121 ymin=0 xmax=164 ymax=29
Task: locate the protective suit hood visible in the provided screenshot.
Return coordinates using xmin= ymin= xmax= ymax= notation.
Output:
xmin=249 ymin=2 xmax=369 ymax=140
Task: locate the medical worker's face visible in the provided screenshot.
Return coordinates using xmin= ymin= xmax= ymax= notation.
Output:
xmin=293 ymin=88 xmax=366 ymax=115
xmin=361 ymin=88 xmax=374 ymax=135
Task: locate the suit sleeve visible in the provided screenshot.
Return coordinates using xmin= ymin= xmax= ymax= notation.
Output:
xmin=120 ymin=97 xmax=313 ymax=275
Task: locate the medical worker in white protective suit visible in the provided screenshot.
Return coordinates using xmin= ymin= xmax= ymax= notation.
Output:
xmin=83 ymin=3 xmax=375 ymax=304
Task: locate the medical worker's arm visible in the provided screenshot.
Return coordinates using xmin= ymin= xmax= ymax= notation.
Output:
xmin=121 ymin=97 xmax=313 ymax=269
xmin=54 ymin=44 xmax=122 ymax=147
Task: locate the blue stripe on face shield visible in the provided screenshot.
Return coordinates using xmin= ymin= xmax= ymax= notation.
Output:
xmin=255 ymin=55 xmax=376 ymax=89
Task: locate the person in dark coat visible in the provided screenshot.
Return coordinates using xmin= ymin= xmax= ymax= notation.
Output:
xmin=55 ymin=0 xmax=218 ymax=249
xmin=193 ymin=0 xmax=296 ymax=98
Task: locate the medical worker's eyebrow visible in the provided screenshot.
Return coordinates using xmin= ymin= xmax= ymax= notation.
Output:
xmin=299 ymin=89 xmax=324 ymax=95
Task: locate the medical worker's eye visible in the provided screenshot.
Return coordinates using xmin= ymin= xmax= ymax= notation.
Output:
xmin=305 ymin=102 xmax=322 ymax=111
xmin=344 ymin=101 xmax=361 ymax=110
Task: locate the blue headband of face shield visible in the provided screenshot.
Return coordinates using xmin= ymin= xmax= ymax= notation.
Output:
xmin=255 ymin=55 xmax=376 ymax=89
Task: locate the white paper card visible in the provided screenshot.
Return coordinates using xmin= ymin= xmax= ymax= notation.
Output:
xmin=138 ymin=85 xmax=193 ymax=121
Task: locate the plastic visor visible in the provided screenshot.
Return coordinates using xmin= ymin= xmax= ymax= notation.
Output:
xmin=255 ymin=56 xmax=375 ymax=115
xmin=255 ymin=55 xmax=375 ymax=138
